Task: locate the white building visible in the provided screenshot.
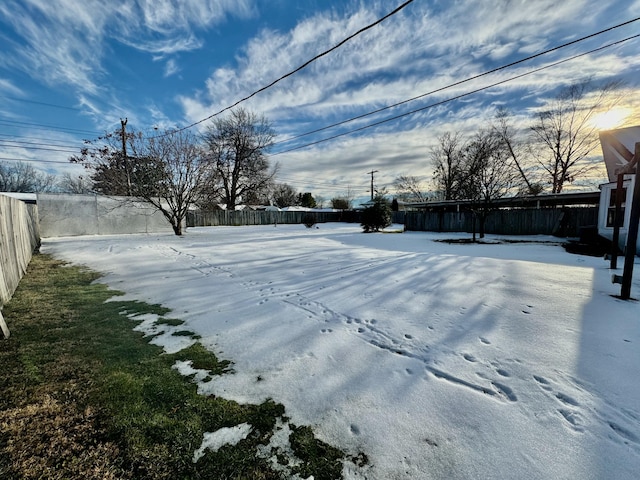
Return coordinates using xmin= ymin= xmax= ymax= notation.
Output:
xmin=597 ymin=126 xmax=639 ymax=252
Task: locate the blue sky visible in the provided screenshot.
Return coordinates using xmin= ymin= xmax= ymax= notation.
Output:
xmin=1 ymin=0 xmax=639 ymax=202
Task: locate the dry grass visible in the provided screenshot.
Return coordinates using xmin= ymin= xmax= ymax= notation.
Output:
xmin=0 ymin=254 xmax=350 ymax=480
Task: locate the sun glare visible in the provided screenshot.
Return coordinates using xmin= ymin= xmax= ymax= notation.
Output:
xmin=590 ymin=107 xmax=633 ymax=131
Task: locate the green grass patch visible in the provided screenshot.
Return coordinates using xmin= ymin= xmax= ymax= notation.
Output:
xmin=171 ymin=330 xmax=202 ymax=339
xmin=290 ymin=425 xmax=344 ymax=480
xmin=0 ymin=253 xmax=351 ymax=479
xmin=155 ymin=317 xmax=185 ymax=327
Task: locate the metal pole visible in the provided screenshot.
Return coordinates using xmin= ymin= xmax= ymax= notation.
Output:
xmin=610 ymin=172 xmax=624 ymax=270
xmin=121 ymin=118 xmax=132 ymax=196
xmin=620 ymin=142 xmax=640 ymax=299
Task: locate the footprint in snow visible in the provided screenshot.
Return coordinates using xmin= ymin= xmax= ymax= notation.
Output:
xmin=462 ymin=353 xmax=477 ymax=363
xmin=533 ymin=375 xmax=553 ymax=391
xmin=556 ymin=392 xmax=580 ymax=407
xmin=558 ymin=409 xmax=584 ymax=431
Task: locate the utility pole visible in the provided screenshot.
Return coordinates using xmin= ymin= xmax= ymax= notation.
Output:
xmin=120 ymin=118 xmax=132 ymax=196
xmin=368 ymin=170 xmax=378 ymax=201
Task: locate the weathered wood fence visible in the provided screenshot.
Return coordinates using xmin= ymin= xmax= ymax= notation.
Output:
xmin=0 ymin=195 xmax=40 ymax=338
xmin=189 ymin=207 xmax=598 ymax=237
xmin=187 ymin=210 xmax=362 ymax=227
xmin=402 ymin=207 xmax=599 ymax=236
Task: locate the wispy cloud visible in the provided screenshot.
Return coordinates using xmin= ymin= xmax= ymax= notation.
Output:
xmin=178 ymin=0 xmax=639 ymax=197
xmin=186 ymin=0 xmax=615 ymax=122
xmin=0 ymin=78 xmax=24 ymax=96
xmin=164 ymin=59 xmax=181 ymax=78
xmin=0 ymin=0 xmax=257 ymax=113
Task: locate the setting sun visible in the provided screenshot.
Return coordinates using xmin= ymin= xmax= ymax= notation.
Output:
xmin=591 ymin=107 xmax=633 ymax=131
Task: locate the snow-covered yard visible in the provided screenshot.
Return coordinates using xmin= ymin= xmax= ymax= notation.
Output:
xmin=43 ymin=223 xmax=640 ymax=479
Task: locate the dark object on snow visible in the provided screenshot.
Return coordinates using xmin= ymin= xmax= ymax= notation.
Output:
xmin=563 ymin=226 xmax=618 ymax=257
xmin=302 ymin=213 xmax=316 ymax=228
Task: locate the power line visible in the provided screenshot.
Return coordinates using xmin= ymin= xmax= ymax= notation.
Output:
xmin=0 ymin=156 xmax=78 ymax=165
xmin=0 ymin=134 xmax=84 ymax=147
xmin=271 ymin=16 xmax=640 ymax=148
xmin=271 ymin=33 xmax=640 ymax=156
xmin=0 ymin=118 xmax=100 ymax=136
xmin=274 ymin=177 xmax=367 ymax=192
xmin=0 ymin=138 xmax=84 ymax=149
xmin=152 ymin=0 xmax=416 ymax=138
xmin=0 ymin=142 xmax=79 ymax=154
xmin=0 ymin=95 xmax=82 ymax=112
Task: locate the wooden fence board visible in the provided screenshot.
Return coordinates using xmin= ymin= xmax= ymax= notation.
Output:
xmin=0 ymin=195 xmax=40 ymax=338
xmin=188 ymin=207 xmax=598 ymax=238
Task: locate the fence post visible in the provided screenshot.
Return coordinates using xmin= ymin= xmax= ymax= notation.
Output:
xmin=620 ymin=142 xmax=640 ymax=300
xmin=0 ymin=311 xmax=9 ymax=339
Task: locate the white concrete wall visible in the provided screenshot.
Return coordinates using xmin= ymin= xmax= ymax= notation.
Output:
xmin=37 ymin=193 xmax=175 ymax=237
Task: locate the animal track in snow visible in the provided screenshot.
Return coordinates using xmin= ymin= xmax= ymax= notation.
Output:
xmin=556 ymin=392 xmax=580 ymax=407
xmin=608 ymin=422 xmax=639 ymax=445
xmin=558 ymin=409 xmax=584 ymax=430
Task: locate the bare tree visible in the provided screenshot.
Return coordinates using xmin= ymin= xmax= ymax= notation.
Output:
xmin=272 ymin=183 xmax=297 ymax=207
xmin=56 ymin=172 xmax=93 ymax=194
xmin=464 ymin=130 xmax=519 ymax=237
xmin=70 ymin=127 xmax=164 ymax=196
xmin=530 ymin=80 xmax=623 ymax=193
xmin=393 ymin=175 xmax=428 ymax=202
xmin=138 ymin=131 xmax=209 ymax=235
xmin=431 ymin=132 xmax=465 ymax=200
xmin=0 ymin=161 xmax=56 ymax=192
xmin=71 ymin=129 xmax=209 ymax=235
xmin=331 ymin=197 xmax=350 ymax=209
xmin=492 ymin=108 xmax=543 ymax=195
xmin=202 ymin=109 xmax=277 ymax=210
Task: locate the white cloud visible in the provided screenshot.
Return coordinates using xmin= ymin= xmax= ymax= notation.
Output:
xmin=0 ymin=0 xmax=257 ymax=100
xmin=173 ymin=0 xmax=637 ymax=199
xmin=0 ymin=78 xmax=24 ymax=96
xmin=185 ymin=0 xmax=613 ymax=123
xmin=164 ymin=59 xmax=180 ymax=78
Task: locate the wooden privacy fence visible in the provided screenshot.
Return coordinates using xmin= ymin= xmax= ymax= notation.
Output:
xmin=403 ymin=207 xmax=599 ymax=236
xmin=187 ymin=210 xmax=362 ymax=227
xmin=0 ymin=195 xmax=41 ymax=338
xmin=188 ymin=207 xmax=597 ymax=237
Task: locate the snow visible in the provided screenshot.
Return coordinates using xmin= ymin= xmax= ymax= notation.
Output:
xmin=42 ymin=223 xmax=640 ymax=480
xmin=192 ymin=423 xmax=253 ymax=462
